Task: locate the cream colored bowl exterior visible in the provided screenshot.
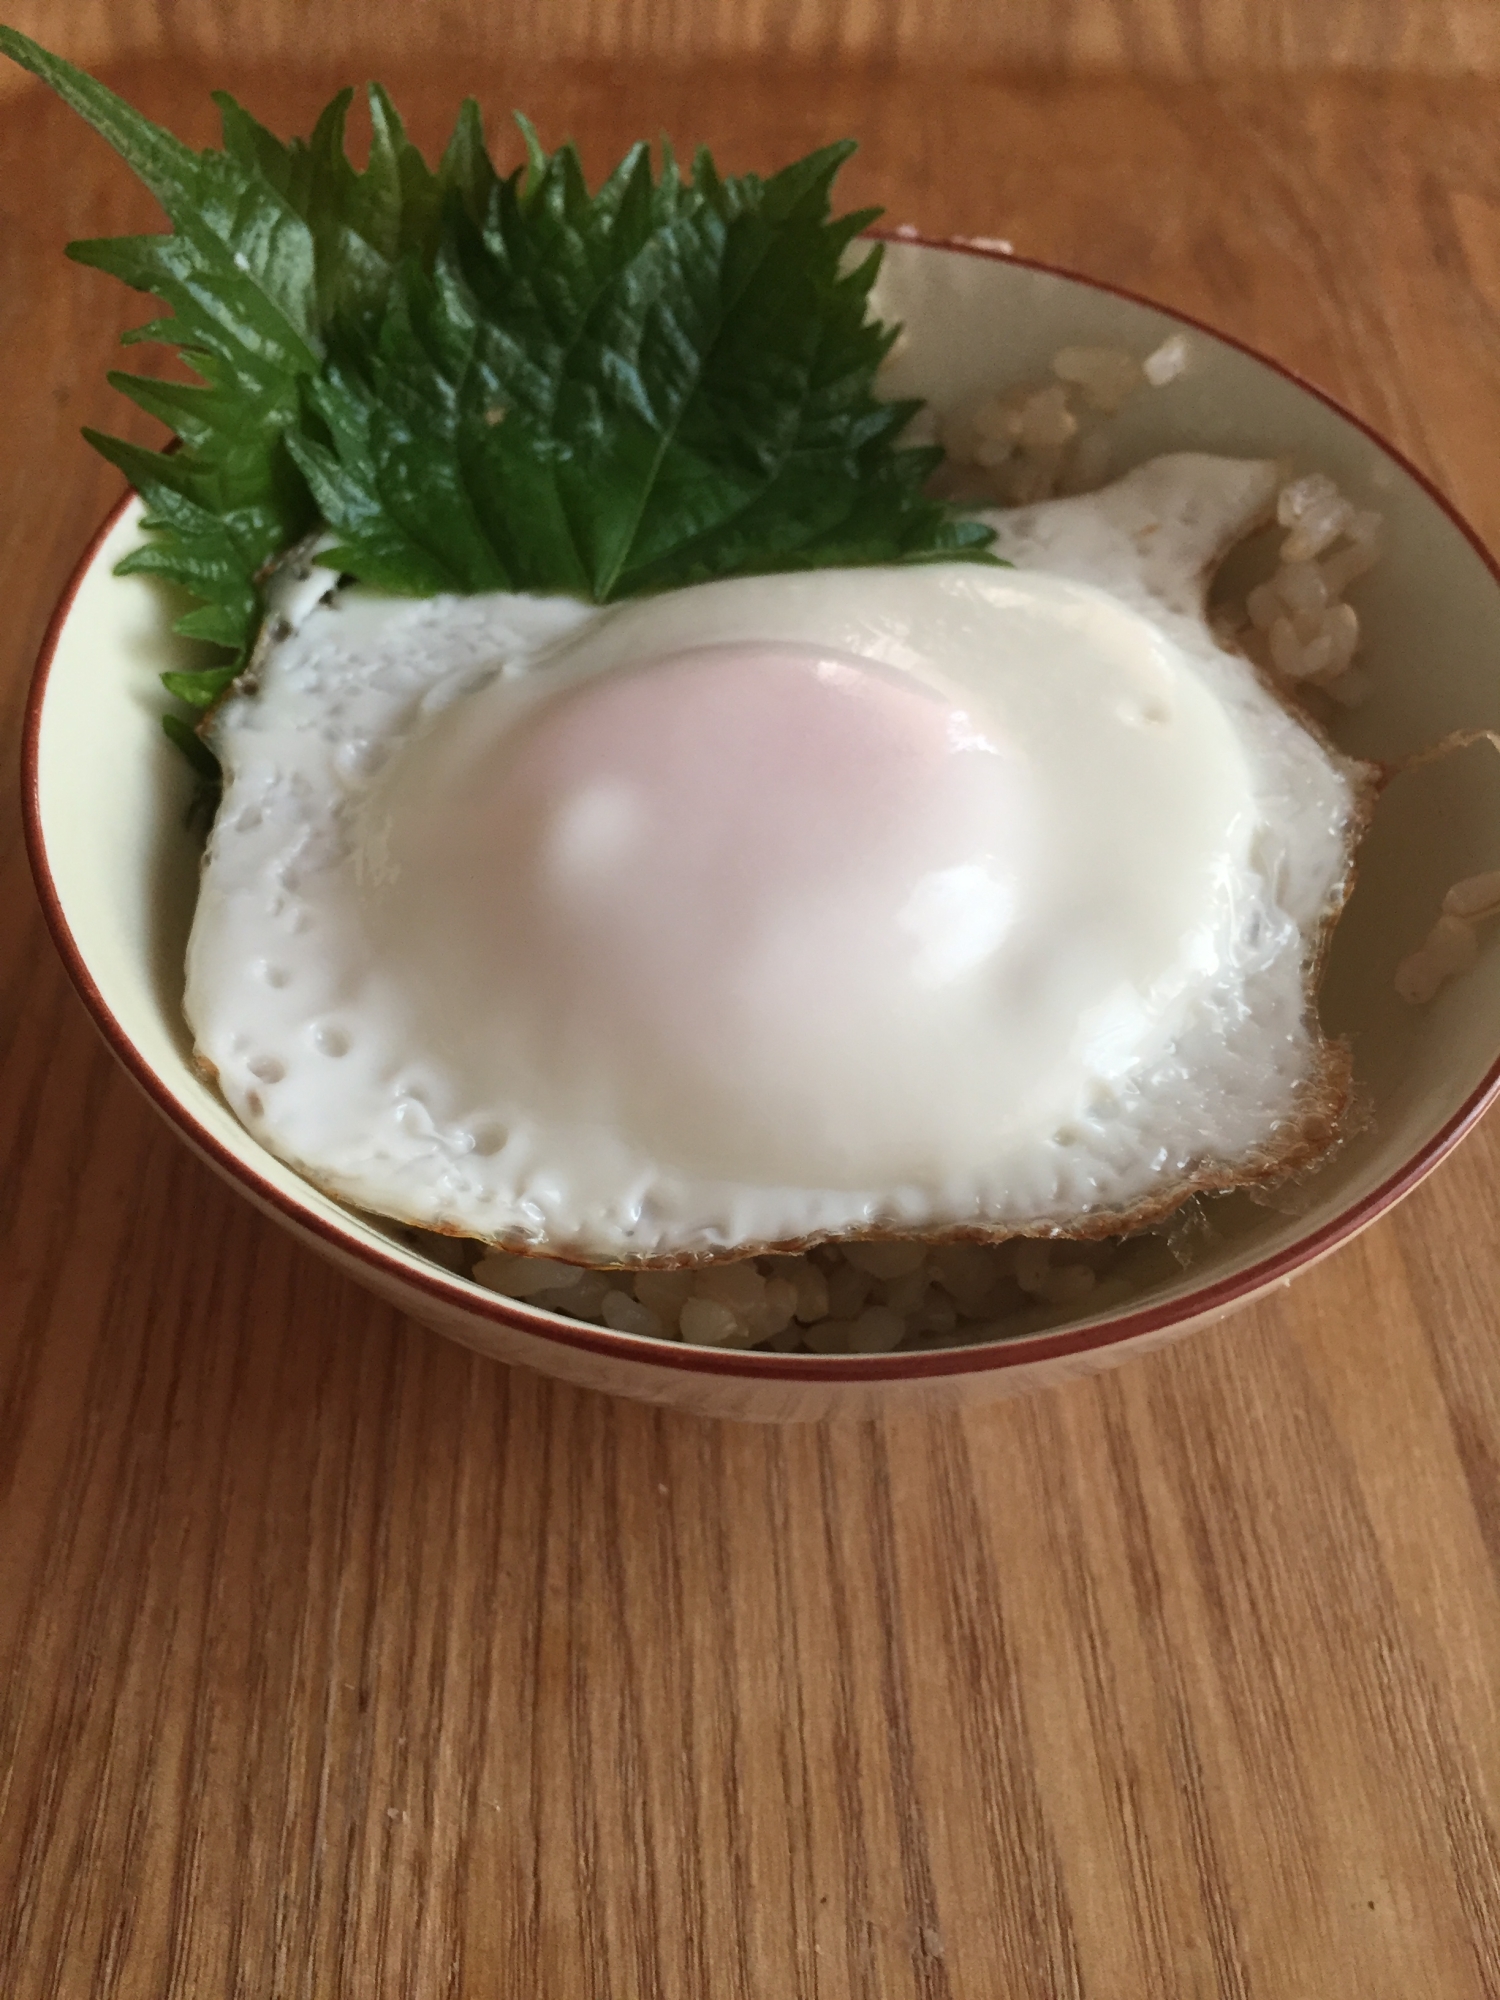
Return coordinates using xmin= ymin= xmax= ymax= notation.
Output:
xmin=25 ymin=239 xmax=1500 ymax=1422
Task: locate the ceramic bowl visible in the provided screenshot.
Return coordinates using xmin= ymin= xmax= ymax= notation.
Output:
xmin=24 ymin=236 xmax=1500 ymax=1422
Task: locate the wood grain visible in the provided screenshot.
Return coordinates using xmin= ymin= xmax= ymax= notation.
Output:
xmin=5 ymin=55 xmax=1500 ymax=2000
xmin=1 ymin=0 xmax=1499 ymax=87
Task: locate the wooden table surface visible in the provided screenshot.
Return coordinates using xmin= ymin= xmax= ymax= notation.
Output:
xmin=5 ymin=55 xmax=1500 ymax=2000
xmin=2 ymin=0 xmax=1498 ymax=83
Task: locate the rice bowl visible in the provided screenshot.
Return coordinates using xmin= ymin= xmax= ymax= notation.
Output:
xmin=26 ymin=235 xmax=1500 ymax=1421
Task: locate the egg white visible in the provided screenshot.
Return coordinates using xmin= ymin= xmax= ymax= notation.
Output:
xmin=187 ymin=454 xmax=1370 ymax=1261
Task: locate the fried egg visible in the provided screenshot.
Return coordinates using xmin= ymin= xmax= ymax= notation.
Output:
xmin=185 ymin=454 xmax=1373 ymax=1262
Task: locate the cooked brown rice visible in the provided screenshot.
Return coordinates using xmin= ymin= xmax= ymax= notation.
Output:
xmin=464 ymin=1229 xmax=1183 ymax=1354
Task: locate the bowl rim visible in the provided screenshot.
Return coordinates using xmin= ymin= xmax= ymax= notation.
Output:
xmin=23 ymin=231 xmax=1500 ymax=1385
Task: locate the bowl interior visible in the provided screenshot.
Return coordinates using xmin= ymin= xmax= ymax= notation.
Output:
xmin=30 ymin=240 xmax=1500 ymax=1360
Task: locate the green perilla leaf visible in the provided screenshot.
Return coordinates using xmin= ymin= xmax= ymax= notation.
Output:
xmin=0 ymin=26 xmax=491 ymax=772
xmin=290 ymin=132 xmax=994 ymax=603
xmin=1 ymin=26 xmax=994 ymax=783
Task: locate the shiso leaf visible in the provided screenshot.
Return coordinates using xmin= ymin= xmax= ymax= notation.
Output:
xmin=0 ymin=27 xmax=487 ymax=773
xmin=1 ymin=28 xmax=995 ymax=775
xmin=162 ymin=710 xmax=222 ymax=780
xmin=291 ymin=133 xmax=994 ymax=600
